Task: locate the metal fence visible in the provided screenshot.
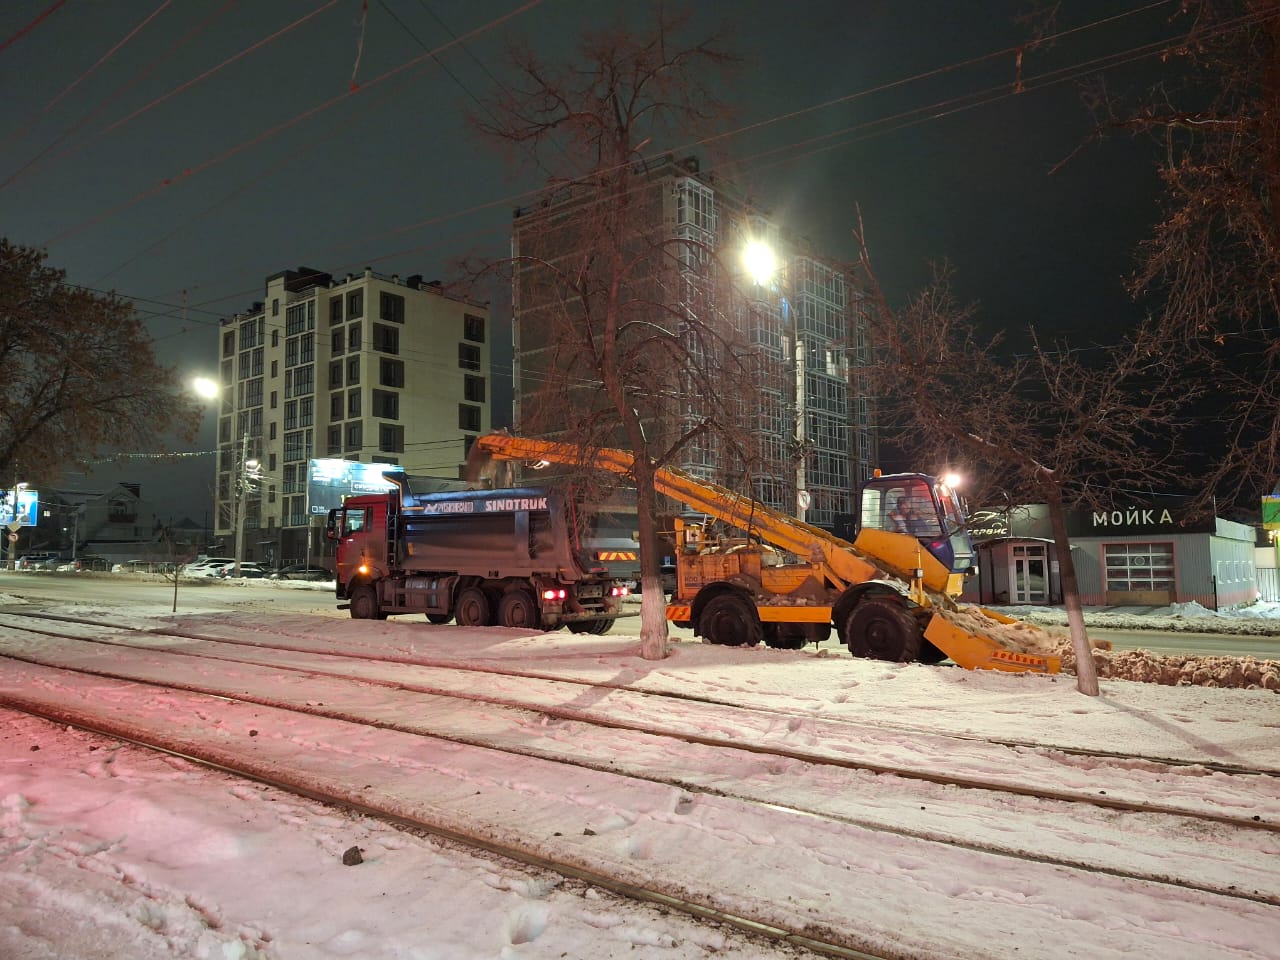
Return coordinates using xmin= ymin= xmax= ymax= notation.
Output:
xmin=1258 ymin=567 xmax=1279 ymax=602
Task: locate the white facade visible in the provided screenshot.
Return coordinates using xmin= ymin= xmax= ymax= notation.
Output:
xmin=213 ymin=267 xmax=490 ymax=566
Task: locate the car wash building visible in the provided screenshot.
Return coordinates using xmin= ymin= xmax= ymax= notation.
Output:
xmin=961 ymin=497 xmax=1257 ymax=610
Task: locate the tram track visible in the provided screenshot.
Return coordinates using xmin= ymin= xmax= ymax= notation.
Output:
xmin=6 ymin=607 xmax=1276 ymax=780
xmin=0 ymin=611 xmax=1277 ymax=916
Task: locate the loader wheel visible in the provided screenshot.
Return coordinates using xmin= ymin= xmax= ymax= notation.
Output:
xmin=845 ymin=599 xmax=922 ymax=662
xmin=350 ymin=585 xmax=381 ymax=620
xmin=455 ymin=587 xmax=492 ymax=627
xmin=917 ymin=639 xmax=948 ymax=664
xmin=700 ymin=594 xmax=762 ymax=647
xmin=498 ymin=590 xmax=539 ymax=629
xmin=426 ymin=614 xmax=452 ymax=625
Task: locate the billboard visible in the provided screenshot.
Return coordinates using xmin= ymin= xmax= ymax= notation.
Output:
xmin=1263 ymin=496 xmax=1280 ymax=531
xmin=306 ymin=460 xmax=399 ymax=515
xmin=0 ymin=488 xmax=39 ymax=526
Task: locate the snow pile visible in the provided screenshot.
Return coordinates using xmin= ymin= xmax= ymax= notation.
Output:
xmin=1052 ymin=644 xmax=1280 ymax=689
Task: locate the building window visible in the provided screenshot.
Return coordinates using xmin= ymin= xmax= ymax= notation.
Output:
xmin=459 ymin=343 xmax=481 ymax=371
xmin=458 ymin=403 xmax=481 ymax=432
xmin=346 ymin=356 xmax=360 ymax=385
xmin=372 ymin=389 xmax=399 ymax=419
xmin=348 ymin=322 xmax=362 ymax=351
xmin=380 ymin=358 xmax=404 ymax=388
xmin=327 ymin=426 xmax=341 ymax=455
xmin=332 ymin=327 xmax=344 ymax=356
xmin=463 ymin=313 xmax=485 ymax=343
xmin=347 ymin=289 xmax=364 ymax=319
xmin=329 ymin=360 xmax=342 ymax=389
xmin=330 ymin=392 xmax=343 ymax=420
xmin=271 ymin=329 xmax=279 ymax=348
xmin=464 ymin=375 xmax=485 ymax=403
xmin=1104 ymin=543 xmax=1175 ymax=592
xmin=345 ymin=421 xmax=362 ymax=451
xmin=284 ymin=400 xmax=298 ymax=431
xmin=222 ymin=331 xmax=235 ymax=357
xmin=300 ymin=333 xmax=314 ymax=364
xmin=108 ymin=496 xmax=137 ymax=523
xmin=379 ymin=424 xmax=404 ymax=453
xmin=269 ymin=421 xmax=277 ymax=440
xmin=329 ymin=296 xmax=342 ymax=326
xmin=300 ymin=396 xmax=313 ymax=427
xmin=270 ymin=359 xmax=278 ymax=378
xmin=347 ymin=389 xmax=361 ymax=417
xmin=380 ymin=291 xmax=405 ymax=323
xmin=272 ymin=298 xmax=280 ymax=317
xmin=285 ymin=303 xmax=308 ymax=335
xmin=270 ymin=390 xmax=279 ymax=409
xmin=373 ymin=323 xmax=399 ymax=354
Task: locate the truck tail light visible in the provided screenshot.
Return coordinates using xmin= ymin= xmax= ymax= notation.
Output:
xmin=610 ymin=584 xmax=630 ymax=597
xmin=541 ymin=588 xmax=566 ymax=601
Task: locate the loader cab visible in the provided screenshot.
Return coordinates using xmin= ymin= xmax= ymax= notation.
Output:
xmin=858 ymin=473 xmax=975 ymax=575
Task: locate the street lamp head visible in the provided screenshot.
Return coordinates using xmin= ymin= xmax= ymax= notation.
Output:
xmin=742 ymin=241 xmax=777 ymax=287
xmin=192 ymin=376 xmax=219 ymax=399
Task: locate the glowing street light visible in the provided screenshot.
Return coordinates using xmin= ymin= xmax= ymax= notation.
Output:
xmin=191 ymin=376 xmax=219 ymax=400
xmin=742 ymin=240 xmax=778 ymax=286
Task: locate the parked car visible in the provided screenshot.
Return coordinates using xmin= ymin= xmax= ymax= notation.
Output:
xmin=271 ymin=564 xmax=332 ymax=581
xmin=182 ymin=558 xmax=236 ymax=578
xmin=216 ymin=561 xmax=268 ymax=579
xmin=57 ymin=556 xmax=110 ymax=572
xmin=16 ymin=553 xmax=62 ymax=571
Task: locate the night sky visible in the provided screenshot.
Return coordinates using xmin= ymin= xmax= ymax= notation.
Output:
xmin=0 ymin=0 xmax=1174 ymax=520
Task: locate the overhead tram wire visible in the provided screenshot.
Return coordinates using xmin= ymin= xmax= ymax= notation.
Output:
xmin=299 ymin=0 xmax=1202 ymax=272
xmin=0 ymin=0 xmax=171 ymax=160
xmin=94 ymin=0 xmax=1248 ymax=334
xmin=87 ymin=0 xmax=1196 ymax=311
xmin=37 ymin=0 xmax=548 ymax=251
xmin=95 ymin=0 xmax=525 ymax=287
xmin=4 ymin=0 xmax=328 ymax=193
xmin=0 ymin=0 xmax=67 ymax=56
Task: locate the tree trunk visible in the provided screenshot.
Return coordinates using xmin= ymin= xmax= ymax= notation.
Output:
xmin=633 ymin=471 xmax=670 ymax=661
xmin=1045 ymin=482 xmax=1100 ymax=695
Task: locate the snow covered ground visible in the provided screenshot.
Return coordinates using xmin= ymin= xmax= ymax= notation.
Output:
xmin=0 ymin=591 xmax=1276 ymax=959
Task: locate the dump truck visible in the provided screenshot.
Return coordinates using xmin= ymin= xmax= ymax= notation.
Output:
xmin=467 ymin=432 xmax=1061 ymax=673
xmin=326 ymin=472 xmax=630 ymax=632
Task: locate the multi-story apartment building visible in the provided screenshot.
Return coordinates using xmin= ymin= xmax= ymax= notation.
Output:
xmin=213 ymin=267 xmax=491 ymax=566
xmin=511 ymin=155 xmax=875 ymax=530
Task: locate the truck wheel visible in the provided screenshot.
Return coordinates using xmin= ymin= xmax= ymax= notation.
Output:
xmin=498 ymin=590 xmax=538 ymax=628
xmin=455 ymin=587 xmax=491 ymax=627
xmin=845 ymin=599 xmax=922 ymax=662
xmin=700 ymin=594 xmax=762 ymax=647
xmin=589 ymin=618 xmax=613 ymax=635
xmin=426 ymin=614 xmax=452 ymax=625
xmin=350 ymin=585 xmax=380 ymax=620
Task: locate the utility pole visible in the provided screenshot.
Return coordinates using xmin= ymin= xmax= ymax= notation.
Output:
xmin=233 ymin=433 xmax=250 ymax=578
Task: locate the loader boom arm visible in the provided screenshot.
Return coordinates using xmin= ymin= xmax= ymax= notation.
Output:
xmin=471 ymin=433 xmax=935 ymax=594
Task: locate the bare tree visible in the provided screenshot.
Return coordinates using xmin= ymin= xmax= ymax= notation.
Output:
xmin=0 ymin=238 xmax=200 ymax=490
xmin=853 ymin=219 xmax=1192 ymax=694
xmin=472 ymin=7 xmax=780 ymax=659
xmin=1041 ymin=1 xmax=1280 ymax=511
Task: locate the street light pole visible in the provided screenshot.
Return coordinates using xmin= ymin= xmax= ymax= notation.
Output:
xmin=233 ymin=432 xmax=249 ymax=578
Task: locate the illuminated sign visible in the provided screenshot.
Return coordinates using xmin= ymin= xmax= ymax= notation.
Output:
xmin=1264 ymin=497 xmax=1280 ymax=531
xmin=0 ymin=488 xmax=38 ymax=526
xmin=306 ymin=459 xmax=399 ymax=515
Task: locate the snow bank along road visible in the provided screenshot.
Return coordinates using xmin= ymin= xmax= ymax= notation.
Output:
xmin=0 ymin=608 xmax=1277 ymax=960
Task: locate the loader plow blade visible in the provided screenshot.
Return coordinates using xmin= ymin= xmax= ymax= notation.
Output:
xmin=924 ymin=607 xmax=1062 ymax=674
